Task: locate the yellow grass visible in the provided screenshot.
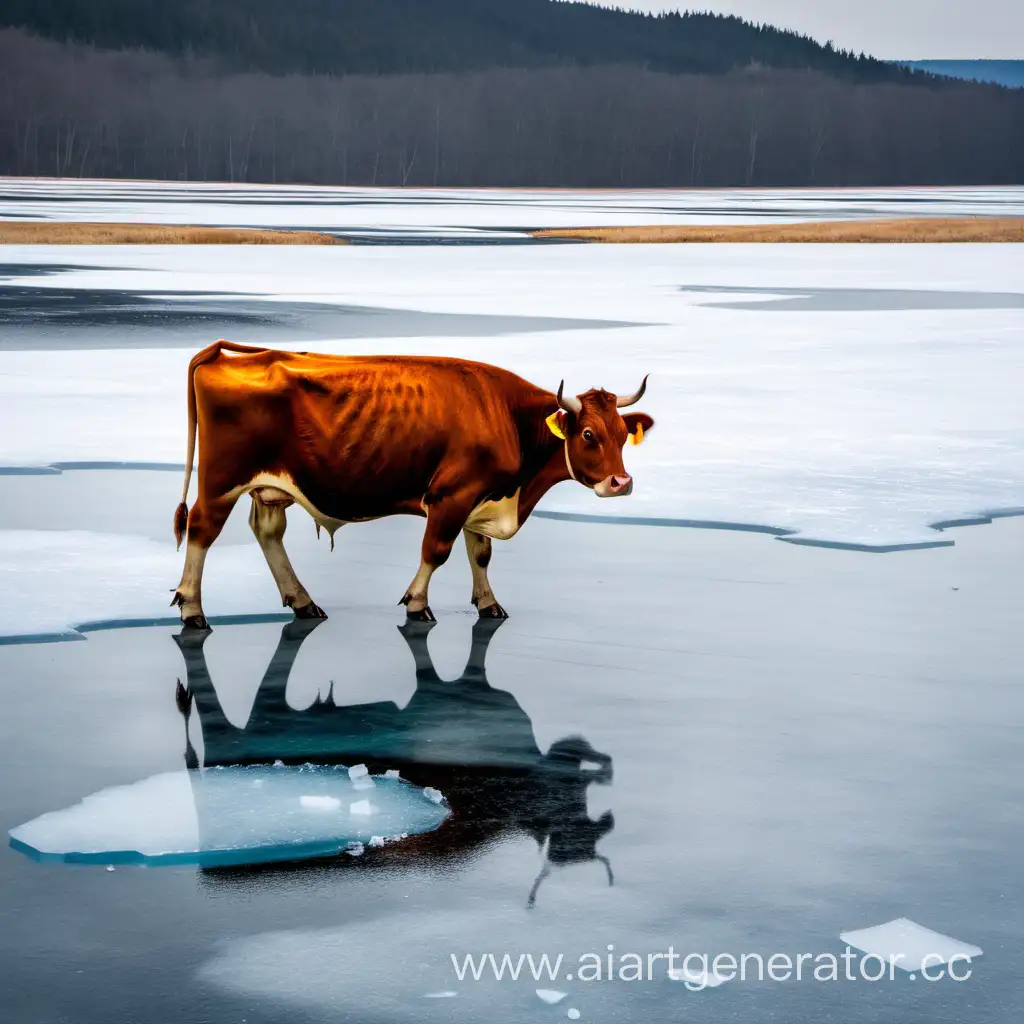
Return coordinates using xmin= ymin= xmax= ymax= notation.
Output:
xmin=534 ymin=217 xmax=1024 ymax=243
xmin=0 ymin=221 xmax=345 ymax=244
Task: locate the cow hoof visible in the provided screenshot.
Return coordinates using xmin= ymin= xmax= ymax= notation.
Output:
xmin=293 ymin=601 xmax=328 ymax=620
xmin=406 ymin=606 xmax=436 ymax=623
xmin=181 ymin=614 xmax=211 ymax=632
xmin=477 ymin=602 xmax=508 ymax=620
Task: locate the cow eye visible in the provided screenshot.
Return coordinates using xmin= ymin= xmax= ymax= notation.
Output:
xmin=582 ymin=428 xmax=595 ymax=442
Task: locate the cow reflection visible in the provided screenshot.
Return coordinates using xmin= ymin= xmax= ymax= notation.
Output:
xmin=174 ymin=618 xmax=613 ymax=899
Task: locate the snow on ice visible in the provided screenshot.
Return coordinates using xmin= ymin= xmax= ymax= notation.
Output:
xmin=0 ymin=185 xmax=1021 ymax=637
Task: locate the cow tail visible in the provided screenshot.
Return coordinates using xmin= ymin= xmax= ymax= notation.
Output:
xmin=174 ymin=339 xmax=266 ymax=549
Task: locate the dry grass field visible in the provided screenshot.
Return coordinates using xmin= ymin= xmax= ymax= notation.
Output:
xmin=534 ymin=217 xmax=1024 ymax=243
xmin=0 ymin=222 xmax=344 ymax=244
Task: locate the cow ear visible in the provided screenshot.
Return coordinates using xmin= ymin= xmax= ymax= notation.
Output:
xmin=545 ymin=410 xmax=568 ymax=440
xmin=623 ymin=412 xmax=653 ymax=445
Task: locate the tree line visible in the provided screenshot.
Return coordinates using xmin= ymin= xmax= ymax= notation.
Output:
xmin=1 ymin=30 xmax=1021 ymax=187
xmin=1 ymin=1 xmax=915 ymax=80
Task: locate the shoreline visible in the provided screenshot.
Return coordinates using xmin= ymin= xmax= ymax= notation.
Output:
xmin=0 ymin=222 xmax=344 ymax=244
xmin=533 ymin=217 xmax=1024 ymax=243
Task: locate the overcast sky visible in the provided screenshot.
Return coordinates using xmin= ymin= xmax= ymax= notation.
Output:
xmin=591 ymin=1 xmax=1023 ymax=59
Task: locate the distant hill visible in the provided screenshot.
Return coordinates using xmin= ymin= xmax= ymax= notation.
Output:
xmin=1 ymin=0 xmax=913 ymax=81
xmin=897 ymin=60 xmax=1024 ymax=88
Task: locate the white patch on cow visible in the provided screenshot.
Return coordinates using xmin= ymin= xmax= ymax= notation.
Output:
xmin=464 ymin=489 xmax=521 ymax=541
xmin=230 ymin=471 xmax=350 ymax=541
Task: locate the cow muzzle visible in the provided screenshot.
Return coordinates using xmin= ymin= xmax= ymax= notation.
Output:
xmin=594 ymin=473 xmax=633 ymax=498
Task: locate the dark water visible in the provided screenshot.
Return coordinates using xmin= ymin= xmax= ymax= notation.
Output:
xmin=0 ymin=506 xmax=1020 ymax=1024
xmin=0 ymin=264 xmax=635 ymax=350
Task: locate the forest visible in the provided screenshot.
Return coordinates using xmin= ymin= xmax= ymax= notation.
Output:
xmin=1 ymin=0 xmax=915 ymax=80
xmin=1 ymin=27 xmax=1021 ymax=187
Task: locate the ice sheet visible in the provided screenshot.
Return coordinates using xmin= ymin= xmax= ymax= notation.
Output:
xmin=840 ymin=918 xmax=983 ymax=973
xmin=2 ymin=179 xmax=1022 ymax=236
xmin=1 ymin=242 xmax=1021 ymax=553
xmin=0 ymin=529 xmax=282 ymax=640
xmin=8 ymin=765 xmax=449 ymax=867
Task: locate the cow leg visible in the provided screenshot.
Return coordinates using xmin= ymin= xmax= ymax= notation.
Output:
xmin=400 ymin=498 xmax=477 ymax=621
xmin=248 ymin=494 xmax=327 ymax=620
xmin=464 ymin=530 xmax=508 ymax=619
xmin=172 ymin=495 xmax=235 ymax=630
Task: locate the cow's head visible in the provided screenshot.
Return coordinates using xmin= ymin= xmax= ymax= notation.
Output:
xmin=546 ymin=377 xmax=654 ymax=497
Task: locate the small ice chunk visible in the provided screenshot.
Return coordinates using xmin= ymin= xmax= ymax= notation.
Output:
xmin=105 ymin=865 xmax=115 ymax=872
xmin=567 ymin=1010 xmax=581 ymax=1021
xmin=668 ymin=965 xmax=730 ymax=989
xmin=347 ymin=764 xmax=369 ymax=780
xmin=349 ymin=799 xmax=374 ymax=816
xmin=422 ymin=787 xmax=444 ymax=804
xmin=368 ymin=835 xmax=385 ymax=847
xmin=384 ymin=769 xmax=401 ymax=779
xmin=536 ymin=989 xmax=567 ymax=1004
xmin=273 ymin=760 xmax=284 ymax=767
xmin=344 ymin=842 xmax=364 ymax=857
xmin=840 ymin=918 xmax=982 ymax=973
xmin=300 ymin=795 xmax=341 ymax=812
xmin=352 ymin=775 xmax=376 ymax=791
xmin=424 ymin=991 xmax=457 ymax=998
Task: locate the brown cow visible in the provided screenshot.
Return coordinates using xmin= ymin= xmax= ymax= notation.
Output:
xmin=171 ymin=340 xmax=654 ymax=627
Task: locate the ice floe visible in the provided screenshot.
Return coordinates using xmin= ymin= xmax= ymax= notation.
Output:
xmin=667 ymin=964 xmax=731 ymax=989
xmin=9 ymin=765 xmax=449 ymax=867
xmin=840 ymin=917 xmax=983 ymax=973
xmin=536 ymin=989 xmax=568 ymax=1004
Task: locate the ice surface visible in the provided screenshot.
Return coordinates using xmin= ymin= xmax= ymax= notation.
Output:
xmin=0 ymin=242 xmax=1020 ymax=555
xmin=2 ymin=179 xmax=1022 ymax=236
xmin=536 ymin=989 xmax=567 ymax=1004
xmin=667 ymin=965 xmax=731 ymax=989
xmin=0 ymin=529 xmax=288 ymax=640
xmin=8 ymin=765 xmax=449 ymax=867
xmin=300 ymin=795 xmax=341 ymax=812
xmin=0 ymin=194 xmax=1022 ymax=638
xmin=840 ymin=917 xmax=983 ymax=973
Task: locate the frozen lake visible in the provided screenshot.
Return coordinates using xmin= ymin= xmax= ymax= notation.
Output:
xmin=3 ymin=178 xmax=1024 ymax=242
xmin=0 ymin=181 xmax=1021 ymax=1022
xmin=1 ymin=469 xmax=1021 ymax=1024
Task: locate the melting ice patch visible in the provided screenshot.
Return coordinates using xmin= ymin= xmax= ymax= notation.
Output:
xmin=536 ymin=989 xmax=568 ymax=1004
xmin=9 ymin=764 xmax=449 ymax=867
xmin=840 ymin=918 xmax=982 ymax=973
xmin=667 ymin=965 xmax=731 ymax=989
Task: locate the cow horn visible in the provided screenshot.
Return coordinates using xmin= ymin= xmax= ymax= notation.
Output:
xmin=616 ymin=374 xmax=648 ymax=408
xmin=556 ymin=380 xmax=582 ymax=416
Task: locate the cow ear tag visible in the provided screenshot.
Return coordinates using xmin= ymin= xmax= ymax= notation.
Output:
xmin=628 ymin=422 xmax=644 ymax=445
xmin=546 ymin=411 xmax=566 ymax=440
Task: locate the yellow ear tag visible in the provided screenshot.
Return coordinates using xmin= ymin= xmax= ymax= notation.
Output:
xmin=546 ymin=411 xmax=566 ymax=440
xmin=628 ymin=422 xmax=644 ymax=445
